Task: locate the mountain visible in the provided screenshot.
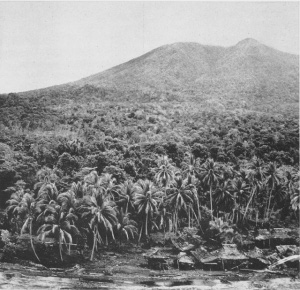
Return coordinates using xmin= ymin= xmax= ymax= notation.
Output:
xmin=19 ymin=38 xmax=299 ymax=113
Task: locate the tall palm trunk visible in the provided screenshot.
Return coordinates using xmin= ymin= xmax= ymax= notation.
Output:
xmin=209 ymin=185 xmax=213 ymax=220
xmin=243 ymin=187 xmax=256 ymax=220
xmin=266 ymin=184 xmax=274 ymax=220
xmin=145 ymin=213 xmax=148 ymax=236
xmin=59 ymin=234 xmax=63 ymax=261
xmin=90 ymin=228 xmax=97 ymax=261
xmin=138 ymin=224 xmax=143 ymax=243
xmin=29 ymin=220 xmax=40 ymax=262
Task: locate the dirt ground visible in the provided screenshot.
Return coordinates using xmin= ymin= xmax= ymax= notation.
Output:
xmin=0 ymin=243 xmax=299 ymax=289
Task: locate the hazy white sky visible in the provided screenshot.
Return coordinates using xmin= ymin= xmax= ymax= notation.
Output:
xmin=0 ymin=1 xmax=299 ymax=93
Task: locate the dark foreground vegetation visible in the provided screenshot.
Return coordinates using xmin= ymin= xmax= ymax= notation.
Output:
xmin=0 ymin=94 xmax=299 ymax=277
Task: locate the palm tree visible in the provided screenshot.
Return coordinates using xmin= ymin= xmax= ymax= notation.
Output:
xmin=57 ymin=190 xmax=78 ymax=212
xmin=214 ymin=180 xmax=233 ymax=216
xmin=243 ymin=171 xmax=263 ymax=221
xmin=19 ymin=193 xmax=41 ymax=261
xmin=34 ymin=167 xmax=59 ymax=191
xmin=291 ymin=186 xmax=300 ymax=211
xmin=79 ymin=191 xmax=117 ymax=260
xmin=230 ymin=178 xmax=250 ymax=223
xmin=83 ymin=170 xmax=103 ymax=195
xmin=155 ymin=155 xmax=175 ymax=192
xmin=265 ymin=162 xmax=281 ymax=219
xmin=115 ymin=180 xmax=136 ymax=213
xmin=99 ymin=173 xmax=118 ymax=201
xmin=37 ymin=205 xmax=79 ymax=261
xmin=69 ymin=181 xmax=87 ymax=199
xmin=115 ymin=209 xmax=137 ymax=245
xmin=134 ymin=179 xmax=162 ymax=240
xmin=6 ymin=189 xmax=25 ymax=225
xmin=249 ymin=157 xmax=266 ymax=183
xmin=182 ymin=153 xmax=200 ymax=180
xmin=166 ymin=176 xmax=194 ymax=231
xmin=201 ymin=158 xmax=219 ymax=219
xmin=156 ymin=200 xmax=172 ymax=241
xmin=36 ymin=176 xmax=58 ymax=203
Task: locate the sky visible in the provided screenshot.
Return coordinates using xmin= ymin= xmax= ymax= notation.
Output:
xmin=0 ymin=1 xmax=299 ymax=93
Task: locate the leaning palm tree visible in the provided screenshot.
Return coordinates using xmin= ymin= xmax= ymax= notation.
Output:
xmin=115 ymin=208 xmax=137 ymax=245
xmin=18 ymin=193 xmax=41 ymax=261
xmin=37 ymin=205 xmax=79 ymax=261
xmin=134 ymin=179 xmax=162 ymax=241
xmin=200 ymin=158 xmax=219 ymax=219
xmin=79 ymin=191 xmax=117 ymax=261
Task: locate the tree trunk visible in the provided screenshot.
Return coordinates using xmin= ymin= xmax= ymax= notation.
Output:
xmin=138 ymin=223 xmax=143 ymax=243
xmin=145 ymin=214 xmax=148 ymax=236
xmin=59 ymin=234 xmax=63 ymax=261
xmin=266 ymin=184 xmax=274 ymax=220
xmin=29 ymin=220 xmax=40 ymax=262
xmin=209 ymin=186 xmax=213 ymax=220
xmin=90 ymin=228 xmax=97 ymax=261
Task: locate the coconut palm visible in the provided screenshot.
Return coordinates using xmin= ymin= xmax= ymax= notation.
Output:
xmin=166 ymin=176 xmax=194 ymax=231
xmin=115 ymin=208 xmax=137 ymax=245
xmin=17 ymin=193 xmax=42 ymax=261
xmin=115 ymin=180 xmax=136 ymax=213
xmin=6 ymin=189 xmax=25 ymax=219
xmin=182 ymin=153 xmax=200 ymax=180
xmin=34 ymin=167 xmax=60 ymax=192
xmin=265 ymin=162 xmax=281 ymax=219
xmin=79 ymin=191 xmax=117 ymax=260
xmin=155 ymin=155 xmax=175 ymax=191
xmin=37 ymin=205 xmax=79 ymax=261
xmin=201 ymin=158 xmax=220 ymax=219
xmin=230 ymin=178 xmax=250 ymax=223
xmin=57 ymin=190 xmax=78 ymax=212
xmin=134 ymin=179 xmax=162 ymax=240
xmin=156 ymin=200 xmax=173 ymax=241
xmin=214 ymin=180 xmax=233 ymax=215
xmin=69 ymin=181 xmax=87 ymax=199
xmin=291 ymin=187 xmax=300 ymax=211
xmin=99 ymin=173 xmax=118 ymax=201
xmin=249 ymin=157 xmax=266 ymax=183
xmin=243 ymin=171 xmax=263 ymax=221
xmin=36 ymin=176 xmax=58 ymax=203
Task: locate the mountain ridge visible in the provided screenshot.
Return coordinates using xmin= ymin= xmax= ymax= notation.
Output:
xmin=17 ymin=38 xmax=298 ymax=114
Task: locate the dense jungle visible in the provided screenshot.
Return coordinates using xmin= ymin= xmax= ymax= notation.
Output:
xmin=0 ymin=40 xmax=299 ymax=289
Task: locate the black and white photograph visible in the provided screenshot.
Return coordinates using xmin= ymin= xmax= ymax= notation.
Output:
xmin=0 ymin=1 xmax=299 ymax=289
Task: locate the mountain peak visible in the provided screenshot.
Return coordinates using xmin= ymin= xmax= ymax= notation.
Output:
xmin=236 ymin=38 xmax=262 ymax=47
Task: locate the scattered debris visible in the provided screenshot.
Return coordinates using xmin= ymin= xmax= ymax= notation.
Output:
xmin=246 ymin=247 xmax=271 ymax=269
xmin=276 ymin=245 xmax=300 ymax=257
xmin=269 ymin=255 xmax=300 ymax=269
